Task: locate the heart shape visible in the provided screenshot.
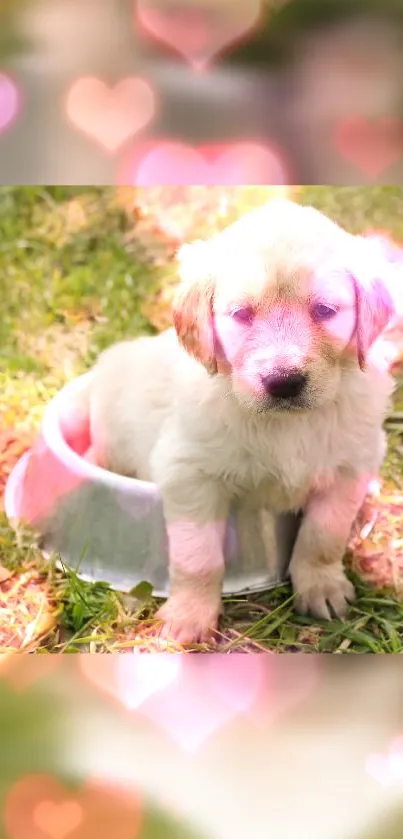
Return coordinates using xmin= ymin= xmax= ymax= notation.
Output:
xmin=79 ymin=653 xmax=181 ymax=710
xmin=65 ymin=77 xmax=155 ymax=153
xmin=141 ymin=654 xmax=265 ymax=750
xmin=136 ymin=0 xmax=263 ymax=70
xmin=33 ymin=801 xmax=83 ymax=839
xmin=0 ymin=73 xmax=19 ymax=134
xmin=79 ymin=656 xmax=317 ymax=752
xmin=79 ymin=655 xmax=262 ymax=750
xmin=3 ymin=774 xmax=142 ymax=839
xmin=78 ymin=653 xmax=318 ymax=751
xmin=333 ymin=116 xmax=403 ymax=178
xmin=121 ymin=140 xmax=289 ymax=185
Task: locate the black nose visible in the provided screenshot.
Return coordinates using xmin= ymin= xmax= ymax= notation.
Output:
xmin=261 ymin=371 xmax=307 ymax=399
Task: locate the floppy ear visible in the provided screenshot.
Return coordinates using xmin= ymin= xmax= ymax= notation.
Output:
xmin=351 ymin=237 xmax=396 ymax=370
xmin=173 ymin=240 xmax=218 ymax=375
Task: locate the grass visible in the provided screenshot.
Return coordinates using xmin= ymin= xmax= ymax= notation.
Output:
xmin=0 ymin=185 xmax=402 ymax=653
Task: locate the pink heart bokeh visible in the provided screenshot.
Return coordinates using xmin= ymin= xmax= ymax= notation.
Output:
xmin=0 ymin=73 xmax=20 ymax=134
xmin=136 ymin=0 xmax=263 ymax=71
xmin=79 ymin=654 xmax=317 ymax=752
xmin=119 ymin=140 xmax=290 ymax=185
xmin=3 ymin=774 xmax=142 ymax=839
xmin=141 ymin=654 xmax=265 ymax=750
xmin=65 ymin=77 xmax=155 ymax=154
xmin=333 ymin=116 xmax=403 ymax=178
xmin=79 ymin=654 xmax=264 ymax=750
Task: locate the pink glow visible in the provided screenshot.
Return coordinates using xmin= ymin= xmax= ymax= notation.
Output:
xmin=136 ymin=0 xmax=263 ymax=71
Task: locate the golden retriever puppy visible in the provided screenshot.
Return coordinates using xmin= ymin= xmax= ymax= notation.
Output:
xmin=86 ymin=200 xmax=396 ymax=644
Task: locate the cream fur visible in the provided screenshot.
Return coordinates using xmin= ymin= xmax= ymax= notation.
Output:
xmin=85 ymin=200 xmax=395 ymax=644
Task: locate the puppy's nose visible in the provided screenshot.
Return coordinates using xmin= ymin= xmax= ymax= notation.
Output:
xmin=261 ymin=371 xmax=307 ymax=399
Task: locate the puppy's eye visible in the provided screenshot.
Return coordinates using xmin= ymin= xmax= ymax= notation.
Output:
xmin=231 ymin=306 xmax=255 ymax=325
xmin=311 ymin=303 xmax=339 ymax=322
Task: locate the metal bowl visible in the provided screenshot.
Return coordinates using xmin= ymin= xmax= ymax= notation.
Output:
xmin=4 ymin=373 xmax=300 ymax=596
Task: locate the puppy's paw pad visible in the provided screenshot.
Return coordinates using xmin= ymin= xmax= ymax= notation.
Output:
xmin=291 ymin=566 xmax=355 ymax=621
xmin=155 ymin=596 xmax=221 ymax=646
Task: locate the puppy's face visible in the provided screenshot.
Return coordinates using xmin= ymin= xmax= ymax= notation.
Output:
xmin=174 ymin=200 xmax=395 ymax=413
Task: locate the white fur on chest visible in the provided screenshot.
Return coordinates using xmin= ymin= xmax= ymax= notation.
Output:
xmin=199 ymin=412 xmax=336 ymax=512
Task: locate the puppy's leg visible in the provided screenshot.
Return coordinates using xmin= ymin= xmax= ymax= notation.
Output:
xmin=152 ymin=457 xmax=229 ymax=644
xmin=289 ymin=473 xmax=369 ymax=620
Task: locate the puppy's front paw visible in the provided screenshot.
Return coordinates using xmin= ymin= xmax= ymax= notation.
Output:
xmin=291 ymin=562 xmax=355 ymax=620
xmin=156 ymin=593 xmax=221 ymax=646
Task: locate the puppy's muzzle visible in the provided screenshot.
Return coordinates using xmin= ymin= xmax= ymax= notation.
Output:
xmin=261 ymin=370 xmax=308 ymax=400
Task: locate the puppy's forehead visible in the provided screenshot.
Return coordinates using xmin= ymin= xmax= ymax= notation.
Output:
xmin=212 ymin=201 xmax=353 ymax=304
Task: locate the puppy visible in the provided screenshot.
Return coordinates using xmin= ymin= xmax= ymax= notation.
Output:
xmin=86 ymin=200 xmax=396 ymax=644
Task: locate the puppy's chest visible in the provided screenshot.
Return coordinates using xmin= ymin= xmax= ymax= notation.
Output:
xmin=212 ymin=421 xmax=334 ymax=511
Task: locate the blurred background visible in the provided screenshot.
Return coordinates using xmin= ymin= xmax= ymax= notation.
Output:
xmin=1 ymin=0 xmax=403 ymax=183
xmin=1 ymin=655 xmax=403 ymax=839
